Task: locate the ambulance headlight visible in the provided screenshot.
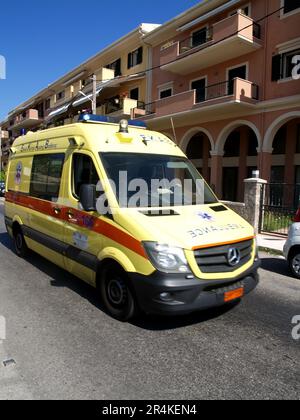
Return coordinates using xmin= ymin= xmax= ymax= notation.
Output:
xmin=143 ymin=242 xmax=191 ymax=274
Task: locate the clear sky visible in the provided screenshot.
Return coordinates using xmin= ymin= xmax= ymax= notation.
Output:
xmin=0 ymin=0 xmax=201 ymax=121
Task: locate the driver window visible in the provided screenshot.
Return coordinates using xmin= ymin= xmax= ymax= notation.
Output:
xmin=72 ymin=154 xmax=100 ymax=199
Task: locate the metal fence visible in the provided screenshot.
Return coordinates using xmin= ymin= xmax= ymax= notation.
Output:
xmin=259 ymin=183 xmax=300 ymax=236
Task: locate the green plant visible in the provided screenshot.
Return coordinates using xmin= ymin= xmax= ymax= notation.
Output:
xmin=0 ymin=170 xmax=5 ymax=182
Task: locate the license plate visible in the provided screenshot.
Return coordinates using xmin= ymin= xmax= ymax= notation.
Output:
xmin=224 ymin=287 xmax=244 ymax=303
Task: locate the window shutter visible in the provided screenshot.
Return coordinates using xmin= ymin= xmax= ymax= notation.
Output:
xmin=272 ymin=54 xmax=282 ymax=81
xmin=137 ymin=47 xmax=143 ymax=65
xmin=128 ymin=53 xmax=132 ymax=69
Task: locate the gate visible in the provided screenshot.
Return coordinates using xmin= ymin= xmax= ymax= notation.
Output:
xmin=259 ymin=183 xmax=300 ymax=236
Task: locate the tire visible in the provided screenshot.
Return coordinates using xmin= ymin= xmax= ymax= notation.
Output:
xmin=289 ymin=252 xmax=300 ymax=279
xmin=99 ymin=263 xmax=137 ymax=322
xmin=13 ymin=227 xmax=29 ymax=258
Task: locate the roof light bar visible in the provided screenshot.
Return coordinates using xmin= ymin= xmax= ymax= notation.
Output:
xmin=78 ymin=113 xmax=147 ymax=129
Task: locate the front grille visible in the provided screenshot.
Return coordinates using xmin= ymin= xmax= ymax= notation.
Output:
xmin=194 ymin=239 xmax=253 ymax=274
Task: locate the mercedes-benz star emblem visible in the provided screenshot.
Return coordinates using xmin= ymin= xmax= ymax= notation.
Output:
xmin=227 ymin=248 xmax=241 ymax=267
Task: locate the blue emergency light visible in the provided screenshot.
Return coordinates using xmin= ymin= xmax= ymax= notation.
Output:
xmin=78 ymin=113 xmax=147 ymax=129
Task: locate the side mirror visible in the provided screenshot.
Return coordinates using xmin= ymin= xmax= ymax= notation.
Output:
xmin=79 ymin=184 xmax=96 ymax=212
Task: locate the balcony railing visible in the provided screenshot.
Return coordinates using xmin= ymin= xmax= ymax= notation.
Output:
xmin=103 ymin=97 xmax=145 ymax=117
xmin=160 ymin=13 xmax=262 ymax=74
xmin=132 ymin=78 xmax=259 ymax=119
xmin=179 ymin=28 xmax=213 ymax=55
xmin=11 ymin=109 xmax=40 ymax=129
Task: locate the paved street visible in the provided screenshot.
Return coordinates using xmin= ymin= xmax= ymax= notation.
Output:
xmin=0 ymin=197 xmax=299 ymax=400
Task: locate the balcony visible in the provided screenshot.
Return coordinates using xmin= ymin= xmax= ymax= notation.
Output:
xmin=160 ymin=13 xmax=262 ymax=75
xmin=101 ymin=97 xmax=145 ymax=119
xmin=133 ymin=78 xmax=259 ymax=121
xmin=11 ymin=109 xmax=41 ymax=130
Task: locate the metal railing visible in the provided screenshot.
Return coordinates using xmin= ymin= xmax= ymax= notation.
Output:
xmin=177 ymin=20 xmax=261 ymax=56
xmin=179 ymin=28 xmax=213 ymax=55
xmin=259 ymin=183 xmax=300 ymax=236
xmin=195 ymin=80 xmax=260 ymax=103
xmin=132 ymin=80 xmax=260 ymax=118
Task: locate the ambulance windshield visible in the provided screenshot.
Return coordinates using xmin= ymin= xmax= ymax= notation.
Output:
xmin=100 ymin=152 xmax=218 ymax=208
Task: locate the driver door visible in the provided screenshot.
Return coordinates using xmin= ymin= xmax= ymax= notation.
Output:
xmin=62 ymin=151 xmax=104 ymax=286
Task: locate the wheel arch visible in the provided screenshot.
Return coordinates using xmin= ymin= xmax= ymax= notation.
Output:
xmin=288 ymin=244 xmax=300 ymax=260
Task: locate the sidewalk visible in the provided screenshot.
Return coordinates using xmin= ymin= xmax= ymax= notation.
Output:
xmin=257 ymin=233 xmax=286 ymax=255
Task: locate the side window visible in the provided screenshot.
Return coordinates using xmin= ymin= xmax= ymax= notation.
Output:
xmin=72 ymin=154 xmax=100 ymax=199
xmin=30 ymin=154 xmax=65 ymax=202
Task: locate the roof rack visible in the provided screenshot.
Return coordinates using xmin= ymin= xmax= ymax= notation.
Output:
xmin=78 ymin=113 xmax=147 ymax=129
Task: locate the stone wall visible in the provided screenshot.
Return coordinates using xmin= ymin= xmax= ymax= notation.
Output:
xmin=221 ymin=178 xmax=267 ymax=234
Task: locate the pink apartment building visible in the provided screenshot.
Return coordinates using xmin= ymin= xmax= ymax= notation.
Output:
xmin=138 ymin=0 xmax=300 ymax=202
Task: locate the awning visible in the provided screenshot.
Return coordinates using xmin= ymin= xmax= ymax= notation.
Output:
xmin=71 ymin=73 xmax=145 ymax=108
xmin=45 ymin=102 xmax=72 ymax=122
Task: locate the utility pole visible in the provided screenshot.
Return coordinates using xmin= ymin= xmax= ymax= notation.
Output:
xmin=92 ymin=74 xmax=97 ymax=115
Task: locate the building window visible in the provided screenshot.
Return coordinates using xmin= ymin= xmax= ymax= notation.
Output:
xmin=159 ymin=88 xmax=172 ymax=99
xmin=272 ymin=48 xmax=300 ymax=80
xmin=56 ymin=91 xmax=65 ymax=102
xmin=130 ymin=88 xmax=139 ymax=101
xmin=30 ymin=154 xmax=65 ymax=202
xmin=283 ymin=0 xmax=300 ymax=14
xmin=128 ymin=47 xmax=143 ymax=69
xmin=191 ymin=78 xmax=206 ymax=103
xmin=191 ymin=27 xmax=208 ymax=48
xmin=106 ymin=58 xmax=121 ymax=77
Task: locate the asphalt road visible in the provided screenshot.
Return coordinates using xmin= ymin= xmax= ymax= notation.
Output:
xmin=0 ymin=197 xmax=299 ymax=400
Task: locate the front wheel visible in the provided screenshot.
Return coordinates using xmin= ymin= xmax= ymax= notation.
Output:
xmin=289 ymin=253 xmax=300 ymax=279
xmin=99 ymin=263 xmax=137 ymax=322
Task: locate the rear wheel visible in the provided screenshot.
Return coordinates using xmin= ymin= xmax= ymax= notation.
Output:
xmin=289 ymin=252 xmax=300 ymax=279
xmin=13 ymin=227 xmax=29 ymax=258
xmin=99 ymin=263 xmax=137 ymax=322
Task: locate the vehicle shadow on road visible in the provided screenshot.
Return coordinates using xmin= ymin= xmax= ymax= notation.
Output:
xmin=260 ymin=256 xmax=291 ymax=277
xmin=131 ymin=302 xmax=239 ymax=331
xmin=0 ymin=230 xmax=240 ymax=331
xmin=0 ymin=231 xmax=14 ymax=250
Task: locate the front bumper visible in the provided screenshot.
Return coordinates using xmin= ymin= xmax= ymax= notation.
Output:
xmin=128 ymin=259 xmax=260 ymax=315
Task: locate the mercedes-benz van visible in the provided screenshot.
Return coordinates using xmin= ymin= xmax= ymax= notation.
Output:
xmin=4 ymin=114 xmax=260 ymax=321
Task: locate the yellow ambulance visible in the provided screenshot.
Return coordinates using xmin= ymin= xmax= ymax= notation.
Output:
xmin=4 ymin=114 xmax=260 ymax=321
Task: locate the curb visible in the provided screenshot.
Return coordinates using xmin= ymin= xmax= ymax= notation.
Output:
xmin=258 ymin=246 xmax=284 ymax=257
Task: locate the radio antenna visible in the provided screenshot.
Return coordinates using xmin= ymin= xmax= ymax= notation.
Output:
xmin=170 ymin=117 xmax=177 ymax=144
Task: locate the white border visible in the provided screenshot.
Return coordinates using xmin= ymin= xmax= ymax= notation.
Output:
xmin=158 ymin=82 xmax=174 ymax=99
xmin=226 ymin=62 xmax=249 ymax=92
xmin=280 ymin=0 xmax=300 ymax=19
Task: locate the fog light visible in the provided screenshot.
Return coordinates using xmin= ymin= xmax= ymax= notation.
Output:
xmin=159 ymin=292 xmax=173 ymax=302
